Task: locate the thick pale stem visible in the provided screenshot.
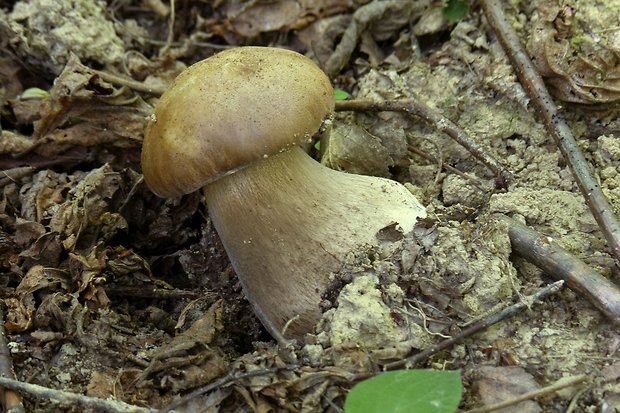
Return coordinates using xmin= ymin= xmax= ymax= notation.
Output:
xmin=203 ymin=147 xmax=426 ymax=340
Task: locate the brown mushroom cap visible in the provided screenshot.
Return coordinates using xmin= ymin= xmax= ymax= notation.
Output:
xmin=141 ymin=47 xmax=334 ymax=198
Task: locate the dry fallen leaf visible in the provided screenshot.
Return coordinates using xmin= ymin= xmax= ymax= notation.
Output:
xmin=49 ymin=164 xmax=128 ymax=251
xmin=133 ymin=300 xmax=228 ymax=392
xmin=474 ymin=365 xmax=542 ymax=413
xmin=86 ymin=369 xmax=124 ymax=400
xmin=15 ymin=265 xmax=73 ymax=296
xmin=4 ymin=297 xmax=33 ymax=333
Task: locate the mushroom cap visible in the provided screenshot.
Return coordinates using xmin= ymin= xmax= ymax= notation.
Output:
xmin=141 ymin=47 xmax=334 ymax=197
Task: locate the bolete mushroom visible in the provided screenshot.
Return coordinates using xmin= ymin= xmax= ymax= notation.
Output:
xmin=141 ymin=47 xmax=426 ymax=341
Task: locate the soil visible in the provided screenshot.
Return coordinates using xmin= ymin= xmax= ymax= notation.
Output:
xmin=0 ymin=0 xmax=619 ymax=412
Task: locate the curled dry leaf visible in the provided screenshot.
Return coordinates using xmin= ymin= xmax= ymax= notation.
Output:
xmin=5 ymin=265 xmax=73 ymax=333
xmin=15 ymin=265 xmax=73 ymax=297
xmin=49 ymin=164 xmax=128 ymax=251
xmin=19 ymin=170 xmax=70 ymax=223
xmin=132 ymin=300 xmax=227 ymax=393
xmin=19 ymin=231 xmax=63 ymax=268
xmin=4 ymin=297 xmax=33 ymax=333
xmin=33 ymin=293 xmax=82 ymax=335
xmin=69 ymin=246 xmax=109 ymax=307
xmin=104 ymin=246 xmax=153 ymax=281
xmin=526 ymin=0 xmax=620 ymax=104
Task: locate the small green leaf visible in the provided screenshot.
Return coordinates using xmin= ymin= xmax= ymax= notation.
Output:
xmin=334 ymin=89 xmax=351 ymax=101
xmin=345 ymin=370 xmax=462 ymax=413
xmin=314 ymin=140 xmax=321 ymax=151
xmin=443 ymin=0 xmax=470 ymax=23
xmin=20 ymin=87 xmax=49 ymax=101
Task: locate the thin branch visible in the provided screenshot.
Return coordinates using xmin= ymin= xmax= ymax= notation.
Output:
xmin=408 ymin=147 xmax=491 ymax=194
xmin=335 ymin=99 xmax=513 ymax=187
xmin=465 ymin=374 xmax=587 ymax=413
xmin=93 ymin=69 xmax=166 ymax=96
xmin=499 ymin=215 xmax=620 ymax=322
xmin=479 ymin=0 xmax=620 ymax=261
xmin=0 ymin=377 xmax=158 ymax=413
xmin=160 ymin=0 xmax=176 ymax=56
xmin=381 ymin=280 xmax=565 ymax=371
xmin=104 ymin=286 xmax=202 ymax=300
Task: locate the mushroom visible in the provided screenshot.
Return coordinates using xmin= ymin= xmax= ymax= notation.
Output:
xmin=141 ymin=47 xmax=426 ymax=341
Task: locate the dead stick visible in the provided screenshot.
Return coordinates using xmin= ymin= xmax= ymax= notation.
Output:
xmin=335 ymin=99 xmax=513 ymax=187
xmin=479 ymin=0 xmax=620 ymax=261
xmin=0 ymin=376 xmax=156 ymax=413
xmin=499 ymin=215 xmax=620 ymax=323
xmin=381 ymin=280 xmax=565 ymax=371
xmin=408 ymin=148 xmax=491 ymax=193
xmin=105 ymin=286 xmax=201 ymax=300
xmin=93 ymin=70 xmax=166 ymax=96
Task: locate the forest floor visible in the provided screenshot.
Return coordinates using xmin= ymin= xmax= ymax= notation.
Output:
xmin=1 ymin=0 xmax=620 ymax=412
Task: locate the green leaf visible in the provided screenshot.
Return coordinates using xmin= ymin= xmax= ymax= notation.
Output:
xmin=443 ymin=0 xmax=469 ymax=23
xmin=344 ymin=370 xmax=462 ymax=413
xmin=334 ymin=89 xmax=351 ymax=101
xmin=20 ymin=87 xmax=49 ymax=100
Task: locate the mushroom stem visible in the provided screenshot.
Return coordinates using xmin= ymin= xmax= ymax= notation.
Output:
xmin=203 ymin=147 xmax=426 ymax=341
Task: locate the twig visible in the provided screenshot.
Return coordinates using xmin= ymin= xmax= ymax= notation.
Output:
xmin=0 ymin=306 xmax=25 ymax=413
xmin=118 ymin=175 xmax=145 ymax=215
xmin=499 ymin=215 xmax=620 ymax=323
xmin=465 ymin=374 xmax=587 ymax=413
xmin=324 ymin=0 xmax=414 ymax=77
xmin=408 ymin=147 xmax=491 ymax=194
xmin=480 ymin=0 xmax=620 ymax=261
xmin=159 ymin=0 xmax=176 ymax=56
xmin=565 ymin=386 xmax=588 ymax=413
xmin=335 ymin=99 xmax=513 ymax=187
xmin=0 ymin=376 xmax=158 ymax=413
xmin=158 ymin=363 xmax=301 ymax=413
xmin=93 ymin=69 xmax=166 ymax=96
xmin=381 ymin=280 xmax=565 ymax=371
xmin=104 ymin=286 xmax=201 ymax=300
